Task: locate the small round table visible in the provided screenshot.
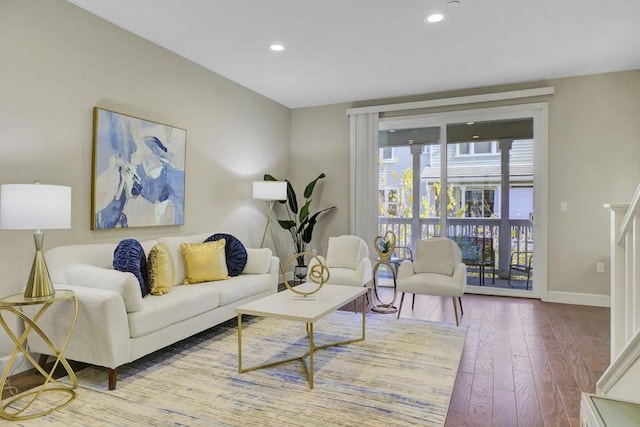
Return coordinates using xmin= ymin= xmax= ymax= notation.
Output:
xmin=0 ymin=290 xmax=78 ymax=421
xmin=372 ymin=260 xmax=398 ymax=314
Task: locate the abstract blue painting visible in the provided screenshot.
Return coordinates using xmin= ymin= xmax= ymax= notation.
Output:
xmin=91 ymin=107 xmax=186 ymax=229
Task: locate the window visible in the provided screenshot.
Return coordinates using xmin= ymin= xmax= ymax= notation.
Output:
xmin=379 ymin=188 xmax=399 ymax=216
xmin=379 ymin=147 xmax=395 ymax=162
xmin=465 ymin=188 xmax=495 ymax=217
xmin=456 ymin=141 xmax=497 ymax=156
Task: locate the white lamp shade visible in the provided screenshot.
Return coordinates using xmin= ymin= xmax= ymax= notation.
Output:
xmin=253 ymin=181 xmax=287 ymax=201
xmin=0 ymin=184 xmax=72 ymax=230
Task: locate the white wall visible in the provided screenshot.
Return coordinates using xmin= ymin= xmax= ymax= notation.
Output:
xmin=290 ymin=71 xmax=640 ymax=300
xmin=0 ymin=0 xmax=290 ymax=356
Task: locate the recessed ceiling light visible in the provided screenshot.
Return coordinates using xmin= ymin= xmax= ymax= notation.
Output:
xmin=448 ymin=0 xmax=460 ymax=7
xmin=389 ymin=129 xmax=396 ymax=133
xmin=425 ymin=13 xmax=444 ymax=23
xmin=270 ymin=44 xmax=284 ymax=52
xmin=466 ymin=121 xmax=475 ymax=125
xmin=472 ymin=135 xmax=480 ymax=139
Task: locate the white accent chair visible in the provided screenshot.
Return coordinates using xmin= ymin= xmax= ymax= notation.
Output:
xmin=308 ymin=235 xmax=373 ymax=306
xmin=396 ymin=238 xmax=467 ymax=326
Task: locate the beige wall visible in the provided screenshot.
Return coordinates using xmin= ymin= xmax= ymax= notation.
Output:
xmin=548 ymin=71 xmax=640 ymax=295
xmin=291 ymin=70 xmax=640 ymax=299
xmin=288 ymin=104 xmax=351 ymax=255
xmin=0 ymin=0 xmax=290 ymax=354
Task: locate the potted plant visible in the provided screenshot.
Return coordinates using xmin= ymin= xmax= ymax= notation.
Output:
xmin=263 ymin=173 xmax=335 ymax=277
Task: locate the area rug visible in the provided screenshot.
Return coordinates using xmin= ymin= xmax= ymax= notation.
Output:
xmin=16 ymin=312 xmax=467 ymax=426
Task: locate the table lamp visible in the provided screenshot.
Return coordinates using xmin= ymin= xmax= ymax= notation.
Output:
xmin=252 ymin=181 xmax=287 ymax=255
xmin=0 ymin=183 xmax=72 ymax=299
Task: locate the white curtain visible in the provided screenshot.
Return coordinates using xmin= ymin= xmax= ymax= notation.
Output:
xmin=349 ymin=112 xmax=379 ymax=256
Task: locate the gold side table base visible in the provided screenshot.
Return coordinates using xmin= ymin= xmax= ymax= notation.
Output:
xmin=372 ymin=261 xmax=399 ymax=314
xmin=371 ymin=304 xmax=398 ymax=314
xmin=0 ymin=290 xmax=78 ymax=421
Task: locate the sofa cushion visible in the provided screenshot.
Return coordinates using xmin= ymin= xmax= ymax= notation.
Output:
xmin=65 ymin=263 xmax=144 ymax=312
xmin=128 ymin=285 xmax=220 ymax=338
xmin=204 ymin=233 xmax=247 ymax=277
xmin=147 ymin=243 xmax=175 ymax=295
xmin=243 ymin=248 xmax=272 ymax=274
xmin=181 ymin=240 xmax=229 ymax=284
xmin=205 ymin=274 xmax=273 ymax=306
xmin=113 ymin=239 xmax=149 ymax=296
xmin=157 ymin=233 xmax=211 ymax=287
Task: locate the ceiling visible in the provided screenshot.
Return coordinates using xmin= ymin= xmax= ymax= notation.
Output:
xmin=66 ymin=0 xmax=640 ymax=109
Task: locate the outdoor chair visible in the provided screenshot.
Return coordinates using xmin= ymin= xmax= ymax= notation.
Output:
xmin=508 ymin=251 xmax=533 ymax=290
xmin=451 ymin=236 xmax=495 ymax=286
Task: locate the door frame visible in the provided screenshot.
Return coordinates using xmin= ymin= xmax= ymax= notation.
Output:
xmin=379 ymin=102 xmax=548 ymax=299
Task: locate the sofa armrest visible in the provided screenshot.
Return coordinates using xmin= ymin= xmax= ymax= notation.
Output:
xmin=267 ymin=256 xmax=280 ymax=293
xmin=356 ymin=258 xmax=373 ymax=287
xmin=65 ymin=264 xmax=144 ymax=312
xmin=397 ymin=259 xmax=416 ymax=281
xmin=25 ymin=285 xmax=131 ymax=369
xmin=453 ymin=262 xmax=467 ymax=294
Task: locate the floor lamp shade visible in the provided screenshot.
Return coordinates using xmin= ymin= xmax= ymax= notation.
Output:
xmin=252 ymin=181 xmax=287 ymax=201
xmin=0 ymin=183 xmax=72 ymax=299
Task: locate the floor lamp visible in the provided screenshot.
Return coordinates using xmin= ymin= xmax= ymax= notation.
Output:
xmin=253 ymin=181 xmax=287 ymax=258
xmin=0 ymin=183 xmax=72 ymax=299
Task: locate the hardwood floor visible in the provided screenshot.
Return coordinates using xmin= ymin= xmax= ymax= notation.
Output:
xmin=361 ymin=288 xmax=609 ymax=427
xmin=4 ymin=288 xmax=609 ymax=427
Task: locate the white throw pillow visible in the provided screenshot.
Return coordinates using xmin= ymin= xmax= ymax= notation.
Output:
xmin=326 ymin=236 xmax=361 ymax=270
xmin=243 ymin=248 xmax=272 ymax=274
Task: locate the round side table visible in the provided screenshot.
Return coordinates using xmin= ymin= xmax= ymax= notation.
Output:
xmin=0 ymin=289 xmax=78 ymax=421
xmin=372 ymin=260 xmax=398 ymax=314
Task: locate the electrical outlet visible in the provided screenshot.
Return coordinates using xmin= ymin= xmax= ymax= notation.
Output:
xmin=596 ymin=262 xmax=605 ymax=273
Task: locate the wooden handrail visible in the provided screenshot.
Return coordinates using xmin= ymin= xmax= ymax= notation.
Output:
xmin=618 ymin=183 xmax=640 ymax=245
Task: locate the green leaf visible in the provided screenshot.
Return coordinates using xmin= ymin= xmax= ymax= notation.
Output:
xmin=277 ymin=219 xmax=296 ymax=230
xmin=263 ymin=174 xmax=277 ymax=181
xmin=299 ymin=201 xmax=310 ymax=224
xmin=303 ymin=173 xmax=326 ymax=199
xmin=286 ymin=180 xmax=298 ymax=214
xmin=301 ymin=206 xmax=335 ymax=243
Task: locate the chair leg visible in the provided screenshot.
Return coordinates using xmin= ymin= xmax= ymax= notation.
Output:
xmin=458 ymin=297 xmax=464 ymax=315
xmin=411 ymin=294 xmax=416 ymax=310
xmin=452 ymin=297 xmax=459 ymax=326
xmin=396 ymin=292 xmax=405 ymax=319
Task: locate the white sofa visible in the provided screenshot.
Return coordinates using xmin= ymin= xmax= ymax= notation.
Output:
xmin=28 ymin=233 xmax=279 ymax=389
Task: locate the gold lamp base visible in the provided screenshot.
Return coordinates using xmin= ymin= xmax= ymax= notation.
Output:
xmin=23 ymin=231 xmax=56 ymax=300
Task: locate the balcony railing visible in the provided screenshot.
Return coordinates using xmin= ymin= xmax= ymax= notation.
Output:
xmin=378 ymin=217 xmax=533 ymax=277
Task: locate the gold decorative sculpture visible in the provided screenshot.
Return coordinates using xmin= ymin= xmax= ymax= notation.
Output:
xmin=374 ymin=230 xmax=397 ymax=262
xmin=281 ymin=252 xmax=330 ymax=297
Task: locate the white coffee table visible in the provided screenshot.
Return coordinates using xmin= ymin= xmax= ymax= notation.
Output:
xmin=235 ymin=283 xmax=367 ymax=389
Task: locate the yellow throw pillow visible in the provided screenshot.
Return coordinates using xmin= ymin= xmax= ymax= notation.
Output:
xmin=147 ymin=243 xmax=175 ymax=295
xmin=180 ymin=240 xmax=229 ymax=284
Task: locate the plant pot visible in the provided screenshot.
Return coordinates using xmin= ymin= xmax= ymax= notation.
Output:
xmin=294 ymin=265 xmax=308 ymax=280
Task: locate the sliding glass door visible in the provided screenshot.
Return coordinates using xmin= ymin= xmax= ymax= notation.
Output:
xmin=378 ymin=104 xmax=547 ymax=298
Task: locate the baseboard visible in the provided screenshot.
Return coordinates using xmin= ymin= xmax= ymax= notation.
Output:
xmin=545 ymin=291 xmax=610 ymax=307
xmin=0 ymin=353 xmax=30 ymax=376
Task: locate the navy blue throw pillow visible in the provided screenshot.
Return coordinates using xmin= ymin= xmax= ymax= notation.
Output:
xmin=203 ymin=233 xmax=247 ymax=277
xmin=113 ymin=239 xmax=149 ymax=297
